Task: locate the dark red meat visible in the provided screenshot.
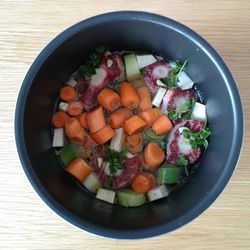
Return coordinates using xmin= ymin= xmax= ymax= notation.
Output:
xmin=166 ymin=120 xmax=205 ymax=164
xmin=143 ymin=61 xmax=171 ymax=94
xmin=76 ymin=52 xmax=125 ymax=110
xmin=112 ymin=156 xmax=142 ymax=189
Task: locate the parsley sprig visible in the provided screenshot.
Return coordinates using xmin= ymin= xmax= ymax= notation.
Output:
xmin=160 ymin=60 xmax=187 ymax=89
xmin=168 ymin=98 xmax=195 ymax=121
xmin=104 ymin=147 xmax=128 ymax=177
xmin=176 ymin=155 xmax=189 ymax=176
xmin=80 ymin=46 xmax=105 ymax=80
xmin=183 ymin=127 xmax=211 ymax=150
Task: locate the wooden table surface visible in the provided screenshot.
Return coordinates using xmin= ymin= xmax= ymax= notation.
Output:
xmin=0 ymin=1 xmax=250 ymax=249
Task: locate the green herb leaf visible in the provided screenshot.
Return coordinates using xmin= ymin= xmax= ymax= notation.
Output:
xmin=158 ymin=140 xmax=167 ymax=150
xmin=167 ymin=98 xmax=195 ymax=121
xmin=176 ymin=155 xmax=188 ymax=167
xmin=176 ymin=155 xmax=189 ymax=176
xmin=183 ymin=127 xmax=211 ymax=150
xmin=104 ymin=147 xmax=128 ymax=177
xmin=108 ymin=81 xmax=120 ymax=92
xmin=160 ymin=60 xmax=187 ymax=89
xmin=80 ymin=46 xmax=105 ymax=80
xmin=140 ymin=68 xmax=147 ymax=77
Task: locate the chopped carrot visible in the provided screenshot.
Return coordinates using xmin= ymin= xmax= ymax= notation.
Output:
xmin=66 ymin=158 xmax=93 ymax=182
xmin=71 ymin=129 xmax=86 ymax=144
xmin=67 ymin=101 xmax=84 ymax=116
xmin=137 ymin=86 xmax=152 ymax=111
xmin=86 ymin=106 xmax=106 ymax=134
xmin=120 ymin=82 xmax=140 ymax=108
xmin=64 ymin=117 xmax=82 ymax=138
xmin=52 ymin=111 xmax=69 ymax=128
xmin=152 ymin=114 xmax=173 ymax=135
xmin=143 ymin=142 xmax=165 ymax=170
xmin=123 ymin=115 xmax=147 ymax=135
xmin=108 ymin=108 xmax=132 ymax=129
xmin=97 ymin=88 xmax=121 ymax=111
xmin=60 ymin=86 xmax=76 ymax=102
xmin=140 ymin=108 xmax=162 ymax=127
xmin=126 ymin=133 xmax=143 ymax=154
xmin=91 ymin=124 xmax=116 ymax=145
xmin=131 ymin=174 xmax=155 ymax=193
xmin=76 ymin=112 xmax=88 ymax=129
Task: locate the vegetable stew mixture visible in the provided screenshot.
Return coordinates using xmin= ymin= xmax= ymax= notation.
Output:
xmin=52 ymin=48 xmax=211 ymax=207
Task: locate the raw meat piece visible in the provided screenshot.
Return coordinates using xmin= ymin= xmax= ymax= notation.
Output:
xmin=143 ymin=61 xmax=171 ymax=94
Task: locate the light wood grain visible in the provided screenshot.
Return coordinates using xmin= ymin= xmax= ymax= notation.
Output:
xmin=0 ymin=1 xmax=250 ymax=249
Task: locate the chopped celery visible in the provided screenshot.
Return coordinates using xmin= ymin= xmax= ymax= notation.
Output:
xmin=116 ymin=189 xmax=146 ymax=207
xmin=83 ymin=173 xmax=101 ymax=193
xmin=59 ymin=143 xmax=78 ymax=166
xmin=143 ymin=128 xmax=165 ymax=144
xmin=157 ymin=165 xmax=183 ymax=184
xmin=124 ymin=53 xmax=141 ymax=81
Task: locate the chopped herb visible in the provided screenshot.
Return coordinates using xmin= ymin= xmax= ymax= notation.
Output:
xmin=160 ymin=60 xmax=187 ymax=89
xmin=140 ymin=68 xmax=147 ymax=77
xmin=183 ymin=127 xmax=211 ymax=150
xmin=176 ymin=155 xmax=188 ymax=167
xmin=108 ymin=81 xmax=120 ymax=92
xmin=104 ymin=147 xmax=128 ymax=177
xmin=167 ymin=98 xmax=195 ymax=121
xmin=176 ymin=155 xmax=189 ymax=176
xmin=158 ymin=140 xmax=167 ymax=150
xmin=80 ymin=46 xmax=105 ymax=80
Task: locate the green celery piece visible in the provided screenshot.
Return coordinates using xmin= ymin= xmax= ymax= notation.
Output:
xmin=143 ymin=128 xmax=165 ymax=144
xmin=59 ymin=143 xmax=78 ymax=166
xmin=116 ymin=189 xmax=146 ymax=207
xmin=157 ymin=165 xmax=182 ymax=184
xmin=124 ymin=53 xmax=141 ymax=81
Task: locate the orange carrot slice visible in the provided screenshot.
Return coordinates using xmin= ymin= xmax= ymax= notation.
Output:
xmin=60 ymin=86 xmax=76 ymax=102
xmin=123 ymin=115 xmax=147 ymax=135
xmin=64 ymin=117 xmax=82 ymax=138
xmin=137 ymin=86 xmax=152 ymax=111
xmin=131 ymin=174 xmax=155 ymax=193
xmin=97 ymin=88 xmax=121 ymax=111
xmin=152 ymin=114 xmax=173 ymax=135
xmin=67 ymin=101 xmax=84 ymax=116
xmin=71 ymin=129 xmax=86 ymax=144
xmin=120 ymin=82 xmax=140 ymax=108
xmin=140 ymin=108 xmax=162 ymax=127
xmin=52 ymin=111 xmax=69 ymax=128
xmin=86 ymin=106 xmax=106 ymax=134
xmin=108 ymin=108 xmax=132 ymax=129
xmin=76 ymin=112 xmax=88 ymax=129
xmin=143 ymin=142 xmax=165 ymax=170
xmin=66 ymin=158 xmax=93 ymax=182
xmin=90 ymin=124 xmax=116 ymax=144
xmin=126 ymin=133 xmax=143 ymax=154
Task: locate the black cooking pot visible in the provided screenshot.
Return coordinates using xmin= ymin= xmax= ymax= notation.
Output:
xmin=15 ymin=11 xmax=243 ymax=239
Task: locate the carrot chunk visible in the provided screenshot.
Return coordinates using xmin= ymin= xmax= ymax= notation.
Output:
xmin=140 ymin=108 xmax=162 ymax=127
xmin=90 ymin=124 xmax=116 ymax=144
xmin=143 ymin=142 xmax=165 ymax=170
xmin=60 ymin=86 xmax=76 ymax=102
xmin=52 ymin=111 xmax=69 ymax=128
xmin=123 ymin=115 xmax=147 ymax=135
xmin=152 ymin=114 xmax=173 ymax=135
xmin=131 ymin=174 xmax=155 ymax=193
xmin=64 ymin=117 xmax=82 ymax=138
xmin=97 ymin=88 xmax=121 ymax=111
xmin=66 ymin=158 xmax=93 ymax=182
xmin=108 ymin=108 xmax=132 ymax=129
xmin=67 ymin=101 xmax=84 ymax=116
xmin=120 ymin=82 xmax=140 ymax=108
xmin=137 ymin=86 xmax=152 ymax=111
xmin=86 ymin=106 xmax=106 ymax=134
